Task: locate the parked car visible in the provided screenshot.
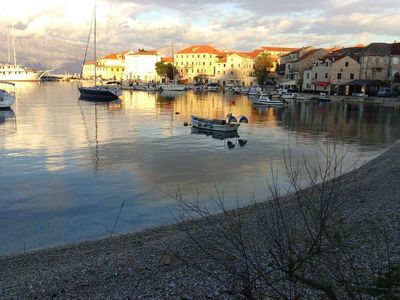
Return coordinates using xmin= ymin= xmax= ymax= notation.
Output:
xmin=352 ymin=92 xmax=368 ymax=97
xmin=377 ymin=88 xmax=398 ymax=97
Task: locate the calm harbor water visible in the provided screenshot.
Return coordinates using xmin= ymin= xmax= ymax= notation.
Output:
xmin=1 ymin=82 xmax=400 ymax=255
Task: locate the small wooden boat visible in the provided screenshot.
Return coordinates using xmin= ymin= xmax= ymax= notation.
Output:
xmin=191 ymin=114 xmax=240 ymax=132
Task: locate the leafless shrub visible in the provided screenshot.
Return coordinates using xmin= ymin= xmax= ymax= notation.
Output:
xmin=172 ymin=140 xmax=399 ymax=299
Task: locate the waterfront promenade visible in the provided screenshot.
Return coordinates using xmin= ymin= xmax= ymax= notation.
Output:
xmin=1 ymin=141 xmax=400 ymax=298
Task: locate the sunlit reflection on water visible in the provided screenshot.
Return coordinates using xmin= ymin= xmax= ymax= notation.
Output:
xmin=1 ymin=82 xmax=400 ymax=255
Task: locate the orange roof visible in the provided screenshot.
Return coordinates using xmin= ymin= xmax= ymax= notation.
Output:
xmin=176 ymin=45 xmax=223 ymax=55
xmin=84 ymin=61 xmax=96 ymax=65
xmin=102 ymin=53 xmax=119 ymax=60
xmin=162 ymin=56 xmax=173 ymax=63
xmin=261 ymin=46 xmax=300 ymax=53
xmin=133 ymin=50 xmax=159 ymax=56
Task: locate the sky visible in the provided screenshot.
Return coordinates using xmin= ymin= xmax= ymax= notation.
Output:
xmin=0 ymin=0 xmax=399 ymax=72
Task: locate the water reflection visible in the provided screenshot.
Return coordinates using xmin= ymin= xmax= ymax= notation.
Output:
xmin=1 ymin=82 xmax=400 ymax=255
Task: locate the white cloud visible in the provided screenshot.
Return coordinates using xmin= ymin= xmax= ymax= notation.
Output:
xmin=0 ymin=0 xmax=399 ymax=72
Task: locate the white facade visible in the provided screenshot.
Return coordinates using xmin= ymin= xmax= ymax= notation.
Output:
xmin=124 ymin=52 xmax=162 ymax=82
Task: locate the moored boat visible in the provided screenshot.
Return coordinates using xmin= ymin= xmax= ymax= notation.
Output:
xmin=253 ymin=94 xmax=285 ymax=107
xmin=160 ymin=84 xmax=186 ymax=92
xmin=78 ymin=6 xmax=120 ymax=102
xmin=191 ymin=114 xmax=240 ymax=132
xmin=0 ymin=82 xmax=16 ymax=109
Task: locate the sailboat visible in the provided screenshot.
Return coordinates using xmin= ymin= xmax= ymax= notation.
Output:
xmin=160 ymin=43 xmax=186 ymax=92
xmin=0 ymin=26 xmax=46 ymax=82
xmin=78 ymin=6 xmax=120 ymax=101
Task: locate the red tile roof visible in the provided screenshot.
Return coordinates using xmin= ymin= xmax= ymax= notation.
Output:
xmin=102 ymin=53 xmax=119 ymax=60
xmin=176 ymin=45 xmax=223 ymax=55
xmin=85 ymin=61 xmax=96 ymax=65
xmin=162 ymin=56 xmax=173 ymax=63
xmin=133 ymin=50 xmax=159 ymax=56
xmin=261 ymin=46 xmax=300 ymax=53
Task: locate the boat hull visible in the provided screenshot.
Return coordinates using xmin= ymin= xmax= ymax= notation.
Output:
xmin=78 ymin=87 xmax=119 ymax=101
xmin=160 ymin=84 xmax=186 ymax=91
xmin=0 ymin=92 xmax=16 ymax=109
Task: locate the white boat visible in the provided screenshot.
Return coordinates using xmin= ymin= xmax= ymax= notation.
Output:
xmin=248 ymin=87 xmax=262 ymax=96
xmin=204 ymin=83 xmax=221 ymax=91
xmin=78 ymin=7 xmax=120 ymax=101
xmin=160 ymin=84 xmax=186 ymax=91
xmin=191 ymin=114 xmax=240 ymax=132
xmin=253 ymin=94 xmax=285 ymax=107
xmin=0 ymin=82 xmax=16 ymax=109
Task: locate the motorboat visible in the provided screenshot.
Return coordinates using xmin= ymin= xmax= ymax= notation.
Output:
xmin=253 ymin=94 xmax=285 ymax=107
xmin=160 ymin=84 xmax=186 ymax=92
xmin=204 ymin=83 xmax=221 ymax=91
xmin=191 ymin=114 xmax=240 ymax=132
xmin=247 ymin=87 xmax=262 ymax=97
xmin=78 ymin=7 xmax=120 ymax=102
xmin=0 ymin=82 xmax=16 ymax=109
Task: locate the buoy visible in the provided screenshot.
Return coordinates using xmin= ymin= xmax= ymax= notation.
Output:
xmin=183 ymin=122 xmax=188 ymax=127
xmin=228 ymin=116 xmax=237 ymax=123
xmin=239 ymin=116 xmax=248 ymax=123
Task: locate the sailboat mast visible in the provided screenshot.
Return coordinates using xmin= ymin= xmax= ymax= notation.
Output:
xmin=94 ymin=6 xmax=97 ymax=86
xmin=12 ymin=25 xmax=17 ymax=65
xmin=7 ymin=28 xmax=10 ymax=64
xmin=171 ymin=41 xmax=175 ymax=82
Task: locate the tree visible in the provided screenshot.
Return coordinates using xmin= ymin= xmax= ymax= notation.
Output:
xmin=155 ymin=61 xmax=177 ymax=81
xmin=254 ymin=52 xmax=275 ymax=85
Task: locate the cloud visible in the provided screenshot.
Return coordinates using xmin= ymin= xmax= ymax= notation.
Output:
xmin=0 ymin=0 xmax=399 ymax=72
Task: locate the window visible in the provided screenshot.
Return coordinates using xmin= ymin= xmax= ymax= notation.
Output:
xmin=325 ymin=73 xmax=328 ymax=79
xmin=223 ymin=71 xmax=225 ymax=75
xmin=197 ymin=69 xmax=199 ymax=73
xmin=181 ymin=62 xmax=183 ymax=65
xmin=350 ymin=73 xmax=354 ymax=79
xmin=337 ymin=73 xmax=342 ymax=79
xmin=231 ymin=71 xmax=234 ymax=75
xmin=306 ymin=73 xmax=310 ymax=79
xmin=198 ymin=55 xmax=200 ymax=58
xmin=223 ymin=64 xmax=226 ymax=67
xmin=345 ymin=62 xmax=349 ymax=67
xmin=210 ymin=55 xmax=212 ymax=58
xmin=314 ymin=73 xmax=318 ymax=79
xmin=210 ymin=62 xmax=212 ymax=66
xmin=203 ymin=55 xmax=205 ymax=58
xmin=203 ymin=62 xmax=205 ymax=65
xmin=326 ymin=62 xmax=329 ymax=66
xmin=238 ymin=64 xmax=240 ymax=67
xmin=231 ymin=64 xmax=233 ymax=68
xmin=375 ymin=57 xmax=380 ymax=64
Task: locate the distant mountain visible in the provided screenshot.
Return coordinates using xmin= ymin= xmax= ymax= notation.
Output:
xmin=0 ymin=34 xmax=117 ymax=74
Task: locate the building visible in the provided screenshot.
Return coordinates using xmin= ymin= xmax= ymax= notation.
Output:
xmin=82 ymin=52 xmax=125 ymax=81
xmin=282 ymin=47 xmax=329 ymax=91
xmin=124 ymin=50 xmax=163 ymax=82
xmin=174 ymin=45 xmax=224 ymax=83
xmin=390 ymin=43 xmax=400 ymax=90
xmin=359 ymin=43 xmax=392 ymax=81
xmin=303 ymin=51 xmax=361 ymax=95
xmin=212 ymin=52 xmax=257 ymax=86
xmin=250 ymin=46 xmax=300 ymax=72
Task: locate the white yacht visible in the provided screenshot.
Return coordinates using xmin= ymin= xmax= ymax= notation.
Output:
xmin=0 ymin=64 xmax=45 ymax=82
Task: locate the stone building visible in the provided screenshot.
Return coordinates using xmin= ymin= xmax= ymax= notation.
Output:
xmin=282 ymin=47 xmax=329 ymax=91
xmin=302 ymin=53 xmax=361 ymax=95
xmin=359 ymin=43 xmax=392 ymax=81
xmin=212 ymin=52 xmax=257 ymax=87
xmin=174 ymin=45 xmax=223 ymax=83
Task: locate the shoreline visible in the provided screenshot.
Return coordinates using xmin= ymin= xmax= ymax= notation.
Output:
xmin=1 ymin=141 xmax=400 ymax=298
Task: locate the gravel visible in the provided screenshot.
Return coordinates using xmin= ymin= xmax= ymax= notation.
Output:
xmin=1 ymin=141 xmax=400 ymax=299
